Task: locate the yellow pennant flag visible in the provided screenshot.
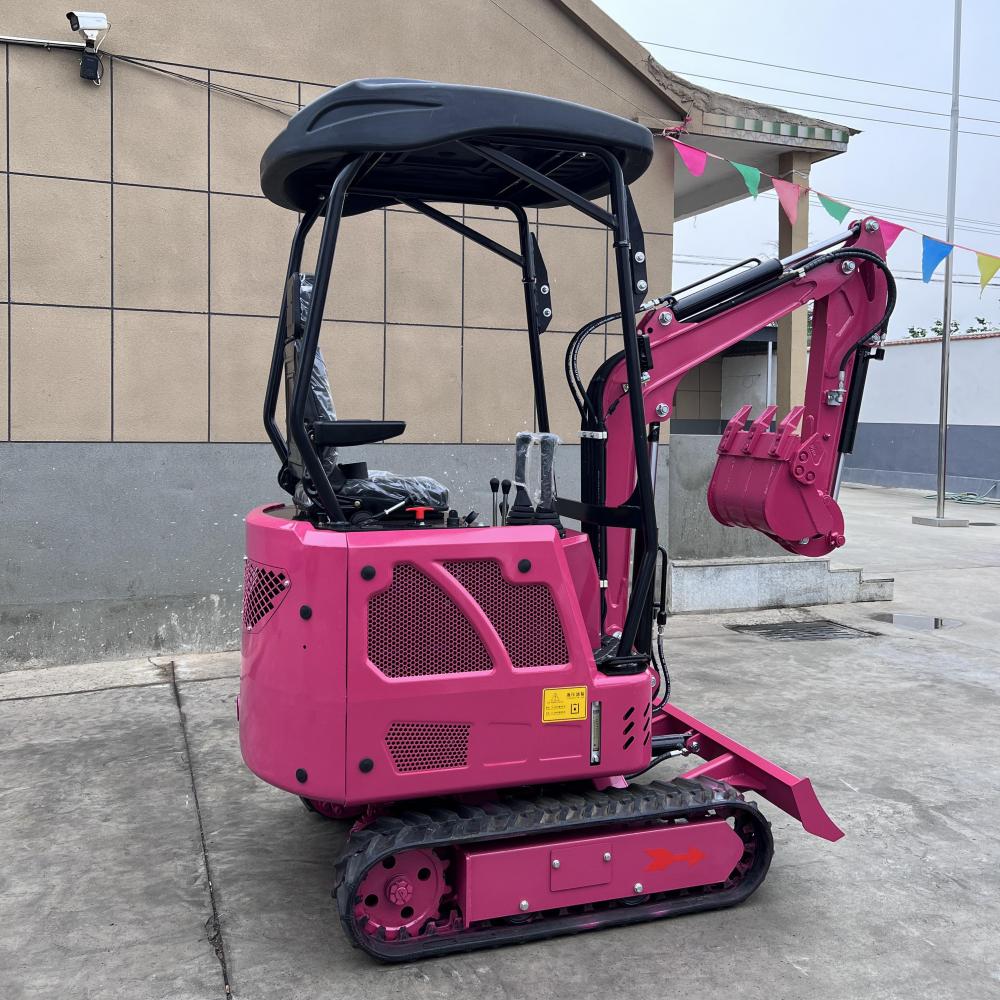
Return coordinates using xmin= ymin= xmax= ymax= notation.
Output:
xmin=977 ymin=253 xmax=1000 ymax=295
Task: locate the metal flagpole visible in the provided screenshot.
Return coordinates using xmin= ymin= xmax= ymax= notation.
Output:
xmin=914 ymin=0 xmax=969 ymax=528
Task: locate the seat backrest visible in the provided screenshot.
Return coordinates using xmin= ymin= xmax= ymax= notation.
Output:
xmin=283 ymin=272 xmax=338 ymax=486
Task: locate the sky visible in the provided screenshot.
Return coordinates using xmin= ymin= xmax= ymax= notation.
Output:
xmin=595 ymin=0 xmax=1000 ymax=339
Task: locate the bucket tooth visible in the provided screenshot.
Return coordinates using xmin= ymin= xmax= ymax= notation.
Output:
xmin=743 ymin=405 xmax=778 ymax=453
xmin=719 ymin=404 xmax=752 ymax=453
xmin=770 ymin=405 xmax=805 ymax=457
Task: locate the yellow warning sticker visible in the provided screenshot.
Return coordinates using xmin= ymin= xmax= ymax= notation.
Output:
xmin=542 ymin=686 xmax=588 ymax=723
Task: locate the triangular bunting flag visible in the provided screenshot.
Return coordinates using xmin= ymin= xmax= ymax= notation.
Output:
xmin=731 ymin=161 xmax=761 ymax=198
xmin=874 ymin=218 xmax=905 ymax=251
xmin=671 ymin=139 xmax=708 ymax=177
xmin=921 ymin=236 xmax=953 ymax=282
xmin=817 ymin=193 xmax=850 ymax=223
xmin=977 ymin=253 xmax=1000 ymax=295
xmin=772 ymin=177 xmax=802 ymax=226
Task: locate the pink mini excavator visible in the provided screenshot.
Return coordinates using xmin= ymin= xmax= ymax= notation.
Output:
xmin=238 ymin=79 xmax=894 ymax=960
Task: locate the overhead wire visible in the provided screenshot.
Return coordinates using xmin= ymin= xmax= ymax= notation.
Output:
xmin=638 ymin=39 xmax=1000 ymax=105
xmin=662 ymin=68 xmax=1000 ymax=127
xmin=484 ymin=0 xmax=679 ymax=128
xmin=109 ymin=53 xmax=296 ymax=116
xmin=755 ymin=191 xmax=1000 ymax=239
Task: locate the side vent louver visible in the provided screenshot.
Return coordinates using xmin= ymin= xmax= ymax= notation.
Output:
xmin=623 ymin=703 xmax=652 ymax=751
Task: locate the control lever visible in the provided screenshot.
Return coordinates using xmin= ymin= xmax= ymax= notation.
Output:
xmin=505 ymin=432 xmax=537 ymax=526
xmin=489 ymin=477 xmax=500 ymax=527
xmin=534 ymin=432 xmax=565 ymax=536
xmin=500 ymin=478 xmax=512 ymax=525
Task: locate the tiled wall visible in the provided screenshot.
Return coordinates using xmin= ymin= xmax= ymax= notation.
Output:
xmin=674 ymin=357 xmax=723 ymax=424
xmin=1 ymin=43 xmax=673 ymax=446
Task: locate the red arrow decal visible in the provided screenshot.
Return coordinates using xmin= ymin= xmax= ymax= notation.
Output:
xmin=644 ymin=845 xmax=705 ymax=872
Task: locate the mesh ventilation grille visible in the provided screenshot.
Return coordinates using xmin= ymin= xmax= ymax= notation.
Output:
xmin=385 ymin=722 xmax=471 ymax=772
xmin=367 ymin=564 xmax=493 ymax=678
xmin=444 ymin=559 xmax=568 ymax=668
xmin=242 ymin=560 xmax=288 ymax=631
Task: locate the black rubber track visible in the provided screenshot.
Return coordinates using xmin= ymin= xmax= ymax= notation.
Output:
xmin=334 ymin=777 xmax=773 ymax=961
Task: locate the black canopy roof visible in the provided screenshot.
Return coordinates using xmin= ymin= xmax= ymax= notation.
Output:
xmin=260 ymin=78 xmax=654 ymax=216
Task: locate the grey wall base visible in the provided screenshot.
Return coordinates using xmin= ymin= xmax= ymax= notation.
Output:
xmin=2 ymin=593 xmax=241 ymax=669
xmin=2 ymin=436 xmax=891 ymax=665
xmin=843 ymin=422 xmax=1000 ymax=496
xmin=667 ymin=556 xmax=893 ymax=614
xmin=0 ymin=441 xmax=579 ymax=669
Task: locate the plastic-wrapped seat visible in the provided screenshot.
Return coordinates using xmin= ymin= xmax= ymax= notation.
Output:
xmin=284 ymin=274 xmax=448 ymax=514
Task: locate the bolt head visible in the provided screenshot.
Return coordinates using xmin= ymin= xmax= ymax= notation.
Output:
xmin=841 ymin=260 xmax=857 ymax=274
xmin=657 ymin=311 xmax=672 ymax=326
xmin=540 ymin=284 xmax=550 ymax=295
xmin=635 ymin=279 xmax=648 ymax=292
xmin=655 ymin=402 xmax=670 ymax=418
xmin=551 ymin=859 xmax=560 ymax=869
xmin=864 ymin=219 xmax=879 ymax=233
xmin=688 ymin=740 xmax=701 ymax=753
xmin=634 ymin=251 xmax=646 ymax=263
xmin=386 ymin=876 xmax=414 ymax=906
xmin=519 ymin=899 xmax=530 ymax=912
xmin=603 ymin=852 xmax=612 ymax=862
xmin=542 ymin=307 xmax=552 ymax=318
xmin=633 ymin=882 xmax=644 ymax=894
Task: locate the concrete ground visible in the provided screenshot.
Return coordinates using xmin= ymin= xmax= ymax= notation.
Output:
xmin=1 ymin=486 xmax=998 ymax=999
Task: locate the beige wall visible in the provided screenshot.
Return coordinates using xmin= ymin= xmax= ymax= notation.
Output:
xmin=0 ymin=1 xmax=675 ymax=445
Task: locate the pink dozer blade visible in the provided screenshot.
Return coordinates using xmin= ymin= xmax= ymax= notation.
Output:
xmin=653 ymin=702 xmax=845 ymax=842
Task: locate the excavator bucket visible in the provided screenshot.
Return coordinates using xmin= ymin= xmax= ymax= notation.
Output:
xmin=707 ymin=403 xmax=846 ymax=557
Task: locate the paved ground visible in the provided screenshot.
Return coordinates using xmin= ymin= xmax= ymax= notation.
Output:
xmin=1 ymin=486 xmax=998 ymax=999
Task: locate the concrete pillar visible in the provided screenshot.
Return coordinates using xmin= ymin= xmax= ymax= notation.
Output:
xmin=776 ymin=150 xmax=811 ymax=415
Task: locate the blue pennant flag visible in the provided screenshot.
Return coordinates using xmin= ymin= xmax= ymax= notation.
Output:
xmin=921 ymin=236 xmax=953 ymax=282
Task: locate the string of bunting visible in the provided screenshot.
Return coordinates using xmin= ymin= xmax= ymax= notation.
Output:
xmin=666 ymin=134 xmax=1000 ymax=294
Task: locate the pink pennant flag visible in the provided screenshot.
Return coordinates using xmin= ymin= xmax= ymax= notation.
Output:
xmin=771 ymin=177 xmax=802 ymax=226
xmin=874 ymin=218 xmax=905 ymax=251
xmin=671 ymin=139 xmax=708 ymax=177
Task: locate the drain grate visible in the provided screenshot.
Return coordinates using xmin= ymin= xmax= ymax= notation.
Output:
xmin=725 ymin=619 xmax=876 ymax=641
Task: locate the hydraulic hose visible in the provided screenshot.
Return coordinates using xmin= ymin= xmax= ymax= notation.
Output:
xmin=564 ymin=294 xmax=672 ymax=427
xmin=564 ymin=311 xmax=619 ymax=426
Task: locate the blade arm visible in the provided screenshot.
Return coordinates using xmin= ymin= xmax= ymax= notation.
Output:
xmin=652 ymin=702 xmax=845 ymax=842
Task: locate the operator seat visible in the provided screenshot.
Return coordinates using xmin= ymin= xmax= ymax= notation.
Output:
xmin=283 ymin=273 xmax=448 ymax=515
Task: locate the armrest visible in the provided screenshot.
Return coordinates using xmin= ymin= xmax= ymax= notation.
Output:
xmin=310 ymin=420 xmax=406 ymax=447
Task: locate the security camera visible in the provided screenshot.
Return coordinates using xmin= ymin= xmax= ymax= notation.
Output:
xmin=66 ymin=12 xmax=109 ymax=84
xmin=66 ymin=11 xmax=109 ymax=38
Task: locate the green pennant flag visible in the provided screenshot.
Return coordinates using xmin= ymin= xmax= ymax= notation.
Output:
xmin=818 ymin=193 xmax=851 ymax=223
xmin=731 ymin=161 xmax=761 ymax=198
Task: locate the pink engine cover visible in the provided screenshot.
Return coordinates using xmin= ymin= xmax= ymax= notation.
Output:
xmin=239 ymin=505 xmax=651 ymax=806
